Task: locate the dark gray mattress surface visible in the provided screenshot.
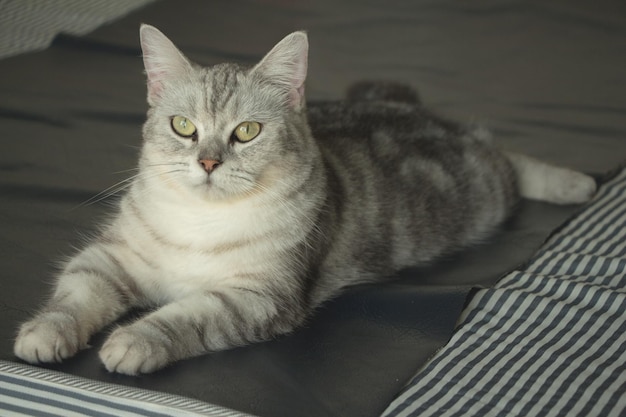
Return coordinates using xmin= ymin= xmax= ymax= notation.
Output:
xmin=1 ymin=1 xmax=624 ymax=416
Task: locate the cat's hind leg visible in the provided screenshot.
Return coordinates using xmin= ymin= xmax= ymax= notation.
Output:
xmin=505 ymin=152 xmax=597 ymax=204
xmin=14 ymin=244 xmax=139 ymax=364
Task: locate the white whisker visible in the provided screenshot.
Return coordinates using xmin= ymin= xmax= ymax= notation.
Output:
xmin=73 ymin=175 xmax=140 ymax=210
xmin=73 ymin=162 xmax=189 ymax=210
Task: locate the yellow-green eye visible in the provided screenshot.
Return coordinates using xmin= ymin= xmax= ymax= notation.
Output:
xmin=233 ymin=121 xmax=261 ymax=142
xmin=171 ymin=116 xmax=197 ymax=138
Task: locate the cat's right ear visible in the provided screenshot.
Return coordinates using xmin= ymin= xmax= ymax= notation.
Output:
xmin=139 ymin=24 xmax=192 ymax=106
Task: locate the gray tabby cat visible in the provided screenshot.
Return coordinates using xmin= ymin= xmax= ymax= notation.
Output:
xmin=14 ymin=25 xmax=596 ymax=375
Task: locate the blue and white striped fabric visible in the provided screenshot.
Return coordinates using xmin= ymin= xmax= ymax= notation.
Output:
xmin=383 ymin=168 xmax=626 ymax=417
xmin=0 ymin=360 xmax=254 ymax=417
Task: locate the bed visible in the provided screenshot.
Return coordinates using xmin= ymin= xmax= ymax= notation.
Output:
xmin=1 ymin=1 xmax=624 ymax=416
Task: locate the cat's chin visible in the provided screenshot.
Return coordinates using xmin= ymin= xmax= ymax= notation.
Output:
xmin=188 ymin=180 xmax=253 ymax=204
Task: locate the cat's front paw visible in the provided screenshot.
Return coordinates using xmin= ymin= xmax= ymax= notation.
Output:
xmin=99 ymin=325 xmax=171 ymax=375
xmin=14 ymin=312 xmax=85 ymax=363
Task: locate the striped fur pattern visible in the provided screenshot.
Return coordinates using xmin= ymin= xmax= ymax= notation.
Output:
xmin=14 ymin=25 xmax=596 ymax=375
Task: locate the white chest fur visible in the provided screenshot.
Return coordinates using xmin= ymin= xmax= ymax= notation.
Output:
xmin=109 ymin=180 xmax=311 ymax=302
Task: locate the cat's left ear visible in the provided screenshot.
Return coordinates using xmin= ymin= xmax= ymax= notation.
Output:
xmin=139 ymin=24 xmax=193 ymax=106
xmin=253 ymin=31 xmax=308 ymax=111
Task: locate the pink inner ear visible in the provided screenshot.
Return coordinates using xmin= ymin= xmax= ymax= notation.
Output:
xmin=146 ymin=69 xmax=166 ymax=101
xmin=290 ymin=85 xmax=305 ymax=109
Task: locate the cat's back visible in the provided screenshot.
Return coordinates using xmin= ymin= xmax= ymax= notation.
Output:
xmin=308 ymin=98 xmax=464 ymax=166
xmin=307 ymin=96 xmax=496 ymax=202
xmin=307 ymin=82 xmax=517 ymax=213
xmin=306 ymin=88 xmax=518 ymax=302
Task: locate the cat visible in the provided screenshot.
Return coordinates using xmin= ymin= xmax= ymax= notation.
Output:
xmin=14 ymin=24 xmax=597 ymax=375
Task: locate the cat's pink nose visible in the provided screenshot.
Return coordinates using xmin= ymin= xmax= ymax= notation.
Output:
xmin=199 ymin=159 xmax=221 ymax=173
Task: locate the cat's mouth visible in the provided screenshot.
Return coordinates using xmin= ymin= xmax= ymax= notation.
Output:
xmin=203 ymin=169 xmax=288 ymax=204
xmin=188 ymin=170 xmax=249 ymax=203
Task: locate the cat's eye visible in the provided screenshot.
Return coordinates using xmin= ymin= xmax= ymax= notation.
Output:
xmin=171 ymin=116 xmax=197 ymax=138
xmin=233 ymin=121 xmax=261 ymax=143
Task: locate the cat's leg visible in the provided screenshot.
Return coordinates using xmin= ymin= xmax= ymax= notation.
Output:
xmin=505 ymin=151 xmax=597 ymax=204
xmin=99 ymin=288 xmax=298 ymax=375
xmin=14 ymin=243 xmax=139 ymax=364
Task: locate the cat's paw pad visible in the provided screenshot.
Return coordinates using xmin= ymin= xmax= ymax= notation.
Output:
xmin=99 ymin=326 xmax=170 ymax=375
xmin=14 ymin=313 xmax=84 ymax=363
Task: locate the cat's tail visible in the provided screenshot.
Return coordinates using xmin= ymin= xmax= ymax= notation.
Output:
xmin=505 ymin=152 xmax=597 ymax=205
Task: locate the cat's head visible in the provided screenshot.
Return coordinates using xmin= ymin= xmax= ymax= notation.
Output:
xmin=137 ymin=25 xmax=317 ymax=202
